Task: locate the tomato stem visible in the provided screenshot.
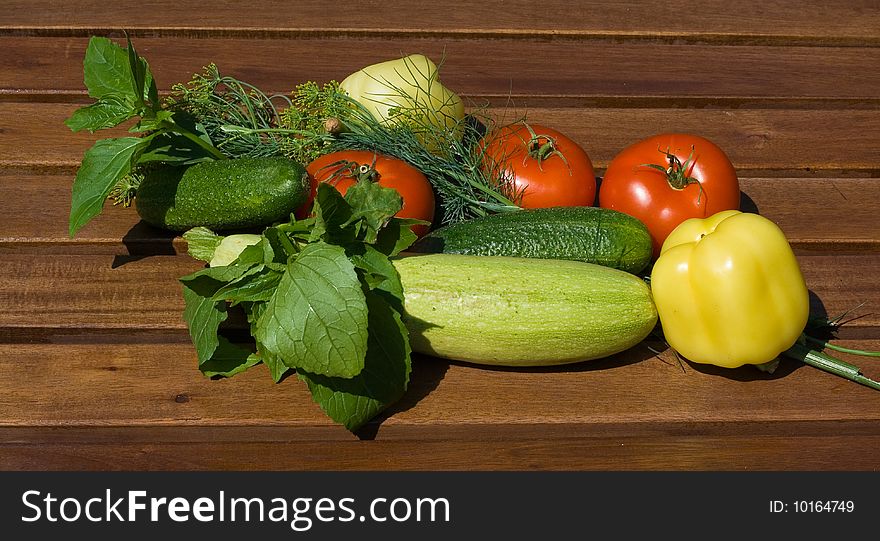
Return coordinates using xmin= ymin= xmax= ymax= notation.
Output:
xmin=641 ymin=145 xmax=705 ymax=204
xmin=522 ymin=122 xmax=571 ymax=174
xmin=316 ymin=158 xmax=380 ymax=185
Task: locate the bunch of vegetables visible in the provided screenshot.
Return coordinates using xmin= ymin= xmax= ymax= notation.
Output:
xmin=67 ymin=35 xmax=879 ymax=432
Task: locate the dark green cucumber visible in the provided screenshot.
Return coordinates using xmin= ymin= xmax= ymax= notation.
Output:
xmin=410 ymin=206 xmax=652 ymax=274
xmin=135 ymin=157 xmax=309 ymax=231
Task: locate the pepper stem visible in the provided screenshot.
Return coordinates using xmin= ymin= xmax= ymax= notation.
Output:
xmin=783 ymin=339 xmax=880 ymax=392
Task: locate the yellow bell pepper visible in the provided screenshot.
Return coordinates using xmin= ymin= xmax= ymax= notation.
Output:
xmin=650 ymin=210 xmax=810 ymax=368
xmin=339 ymin=54 xmax=465 ymax=148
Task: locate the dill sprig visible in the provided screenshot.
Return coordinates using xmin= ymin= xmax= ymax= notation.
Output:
xmin=329 ymin=106 xmax=521 ymax=224
xmin=166 ymin=61 xmax=525 ymax=223
xmin=278 ymin=81 xmax=355 ymax=164
xmin=108 ymin=171 xmax=143 ymax=207
xmin=164 ymin=64 xmax=291 ymax=159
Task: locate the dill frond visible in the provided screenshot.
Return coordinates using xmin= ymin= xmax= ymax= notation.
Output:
xmin=108 ymin=171 xmax=143 ymax=207
xmin=164 ymin=64 xmax=292 ymax=159
xmin=278 ymin=81 xmax=354 ymax=164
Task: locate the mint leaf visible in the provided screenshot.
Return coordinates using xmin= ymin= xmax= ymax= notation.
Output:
xmin=255 ymin=242 xmax=368 ymax=378
xmin=342 ymin=177 xmax=403 ymax=243
xmin=298 ymin=290 xmax=412 ymax=431
xmin=199 ymin=337 xmax=261 ymax=378
xmin=65 ymin=95 xmax=135 ymax=133
xmin=68 ymin=136 xmax=151 ymax=237
xmin=182 ymin=227 xmax=223 ymax=263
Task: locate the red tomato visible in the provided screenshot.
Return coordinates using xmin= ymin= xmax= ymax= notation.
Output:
xmin=300 ymin=150 xmax=435 ymax=237
xmin=598 ymin=133 xmax=740 ymax=257
xmin=480 ymin=124 xmax=596 ymax=208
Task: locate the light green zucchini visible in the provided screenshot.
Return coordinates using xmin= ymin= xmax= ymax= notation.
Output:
xmin=395 ymin=253 xmax=658 ymax=366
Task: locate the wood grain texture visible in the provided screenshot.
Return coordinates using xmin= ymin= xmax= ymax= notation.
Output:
xmin=1 ymin=0 xmax=878 ymax=44
xmin=2 ymin=1 xmax=879 ymax=472
xmin=0 ymin=254 xmax=876 ymax=336
xmin=2 ymin=175 xmax=878 ymax=255
xmin=4 ymin=103 xmax=880 ymax=174
xmin=3 ymin=36 xmax=880 ymax=101
xmin=1 ymin=341 xmax=879 ymax=470
xmin=4 ymin=435 xmax=880 ymax=470
xmin=1 ymin=341 xmax=878 ymax=427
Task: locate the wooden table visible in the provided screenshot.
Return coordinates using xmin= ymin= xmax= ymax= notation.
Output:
xmin=1 ymin=1 xmax=878 ymax=470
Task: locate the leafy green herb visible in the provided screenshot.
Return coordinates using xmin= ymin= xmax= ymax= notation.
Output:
xmin=182 ymin=227 xmax=223 ymax=262
xmin=68 ymin=136 xmax=152 ymax=235
xmin=277 ymin=81 xmax=353 ymax=164
xmin=254 ymin=242 xmax=369 ymax=379
xmin=179 ymin=178 xmax=419 ymax=431
xmin=272 ymin=83 xmax=521 ymax=224
xmin=165 ymin=63 xmax=292 ymax=159
xmin=66 ymin=36 xmax=226 ymax=237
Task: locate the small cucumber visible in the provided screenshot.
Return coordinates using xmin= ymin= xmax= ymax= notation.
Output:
xmin=395 ymin=253 xmax=658 ymax=366
xmin=135 ymin=157 xmax=309 ymax=231
xmin=411 ymin=206 xmax=652 ymax=274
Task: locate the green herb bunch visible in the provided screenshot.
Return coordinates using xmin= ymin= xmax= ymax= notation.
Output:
xmin=274 ymin=83 xmax=521 ymax=225
xmin=180 ymin=179 xmax=426 ymax=431
xmin=165 ymin=64 xmax=292 ymax=159
xmin=65 ymin=36 xmax=228 ymax=237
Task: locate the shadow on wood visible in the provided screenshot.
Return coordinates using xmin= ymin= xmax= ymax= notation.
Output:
xmin=112 ymin=221 xmax=179 ymax=268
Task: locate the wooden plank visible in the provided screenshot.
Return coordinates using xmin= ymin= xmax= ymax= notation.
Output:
xmin=4 ymin=434 xmax=880 ymax=470
xmin=2 ymin=175 xmax=878 ymax=255
xmin=3 ymin=36 xmax=880 ymax=101
xmin=0 ymin=254 xmax=877 ymax=335
xmin=1 ymin=340 xmax=879 ymax=469
xmin=4 ymin=103 xmax=880 ymax=174
xmin=1 ymin=0 xmax=878 ymax=44
xmin=0 ymin=339 xmax=876 ymax=428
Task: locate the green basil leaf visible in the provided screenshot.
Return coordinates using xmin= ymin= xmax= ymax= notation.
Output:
xmin=350 ymin=244 xmax=404 ymax=306
xmin=212 ymin=265 xmax=284 ymax=304
xmin=181 ymin=282 xmax=228 ymax=365
xmin=298 ymin=290 xmax=412 ymax=431
xmin=257 ymin=342 xmax=291 ymax=383
xmin=310 ymin=182 xmax=356 ymax=245
xmin=262 ymin=226 xmax=299 ymax=262
xmin=81 ymin=36 xmax=137 ymax=102
xmin=374 ymin=217 xmax=424 ymax=256
xmin=65 ymin=95 xmax=135 ymax=133
xmin=130 ymin=109 xmax=173 ymax=133
xmin=182 ymin=227 xmax=223 ymax=263
xmin=125 ymin=34 xmax=147 ymax=112
xmin=255 ymin=242 xmax=368 ymax=378
xmin=137 ymin=131 xmax=216 ymax=164
xmin=169 ymin=111 xmax=215 ymax=147
xmin=147 ymin=74 xmax=159 ymax=108
xmin=180 ymin=264 xmax=256 ymax=363
xmin=342 ymin=178 xmax=403 ymax=243
xmin=68 ymin=136 xmax=151 ymax=237
xmin=199 ymin=337 xmax=261 ymax=378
